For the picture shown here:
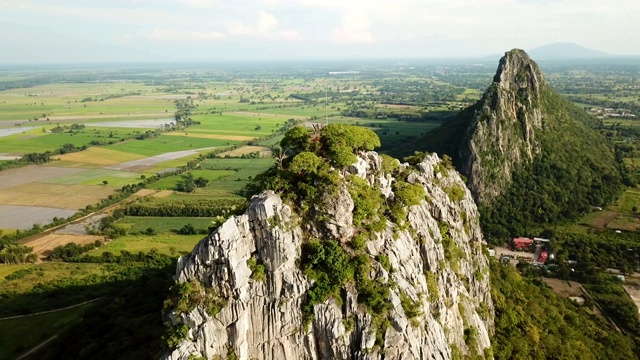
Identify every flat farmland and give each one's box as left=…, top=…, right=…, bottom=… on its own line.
left=116, top=216, right=214, bottom=234
left=162, top=132, right=253, bottom=141
left=0, top=126, right=138, bottom=155
left=52, top=147, right=146, bottom=167
left=218, top=146, right=271, bottom=157
left=190, top=113, right=290, bottom=137
left=106, top=136, right=234, bottom=156
left=22, top=234, right=104, bottom=259
left=41, top=168, right=142, bottom=187
left=89, top=234, right=203, bottom=256
left=0, top=166, right=83, bottom=190
left=0, top=183, right=114, bottom=210
left=105, top=147, right=216, bottom=172
left=148, top=169, right=236, bottom=190
left=0, top=82, right=169, bottom=122
left=0, top=205, right=76, bottom=230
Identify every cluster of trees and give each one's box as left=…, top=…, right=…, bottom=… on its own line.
left=246, top=124, right=381, bottom=213
left=0, top=244, right=37, bottom=264
left=490, top=261, right=639, bottom=359
left=174, top=97, right=199, bottom=127
left=124, top=198, right=246, bottom=217
left=552, top=231, right=640, bottom=273
left=47, top=241, right=102, bottom=261
left=175, top=173, right=209, bottom=193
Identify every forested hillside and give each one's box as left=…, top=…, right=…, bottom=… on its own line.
left=422, top=50, right=625, bottom=238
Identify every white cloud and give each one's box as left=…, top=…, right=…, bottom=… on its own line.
left=257, top=11, right=279, bottom=33
left=176, top=0, right=220, bottom=8
left=331, top=7, right=374, bottom=44
left=278, top=29, right=303, bottom=41
left=227, top=10, right=302, bottom=40
left=146, top=29, right=227, bottom=41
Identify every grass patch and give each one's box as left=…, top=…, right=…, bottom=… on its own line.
left=116, top=216, right=215, bottom=234
left=107, top=136, right=239, bottom=157
left=0, top=263, right=105, bottom=297
left=148, top=170, right=236, bottom=190
left=89, top=234, right=203, bottom=256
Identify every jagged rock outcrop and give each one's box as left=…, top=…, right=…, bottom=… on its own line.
left=163, top=152, right=494, bottom=360
left=461, top=49, right=544, bottom=203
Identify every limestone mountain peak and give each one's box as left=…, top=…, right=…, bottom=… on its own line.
left=492, top=49, right=544, bottom=95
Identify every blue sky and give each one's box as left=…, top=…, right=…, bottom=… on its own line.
left=0, top=0, right=638, bottom=64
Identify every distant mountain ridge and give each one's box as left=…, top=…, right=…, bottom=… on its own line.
left=528, top=42, right=609, bottom=60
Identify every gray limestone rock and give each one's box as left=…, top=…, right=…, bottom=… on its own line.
left=163, top=152, right=494, bottom=360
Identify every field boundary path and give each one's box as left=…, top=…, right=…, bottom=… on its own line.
left=0, top=297, right=100, bottom=321
left=15, top=335, right=58, bottom=360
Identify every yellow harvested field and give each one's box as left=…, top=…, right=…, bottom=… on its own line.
left=53, top=147, right=146, bottom=166
left=153, top=190, right=174, bottom=198
left=22, top=234, right=104, bottom=259
left=133, top=189, right=158, bottom=197
left=0, top=183, right=114, bottom=210
left=218, top=146, right=272, bottom=157
left=163, top=132, right=253, bottom=141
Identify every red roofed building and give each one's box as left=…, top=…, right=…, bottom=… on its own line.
left=538, top=251, right=549, bottom=263
left=512, top=237, right=534, bottom=251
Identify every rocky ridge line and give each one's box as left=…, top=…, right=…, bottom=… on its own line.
left=163, top=151, right=494, bottom=360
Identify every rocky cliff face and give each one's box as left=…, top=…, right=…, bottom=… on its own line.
left=461, top=49, right=545, bottom=203
left=163, top=152, right=494, bottom=360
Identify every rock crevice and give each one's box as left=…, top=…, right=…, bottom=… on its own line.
left=163, top=151, right=494, bottom=360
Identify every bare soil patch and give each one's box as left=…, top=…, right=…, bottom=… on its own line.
left=23, top=234, right=104, bottom=259
left=218, top=146, right=272, bottom=157
left=0, top=166, right=83, bottom=190
left=133, top=189, right=158, bottom=197
left=543, top=278, right=584, bottom=298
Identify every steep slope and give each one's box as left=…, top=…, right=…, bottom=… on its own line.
left=423, top=49, right=624, bottom=235
left=161, top=131, right=494, bottom=360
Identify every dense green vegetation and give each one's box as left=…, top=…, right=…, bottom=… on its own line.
left=490, top=261, right=638, bottom=360
left=481, top=92, right=625, bottom=239
left=124, top=197, right=246, bottom=217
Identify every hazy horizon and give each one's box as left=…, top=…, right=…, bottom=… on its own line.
left=1, top=0, right=639, bottom=65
